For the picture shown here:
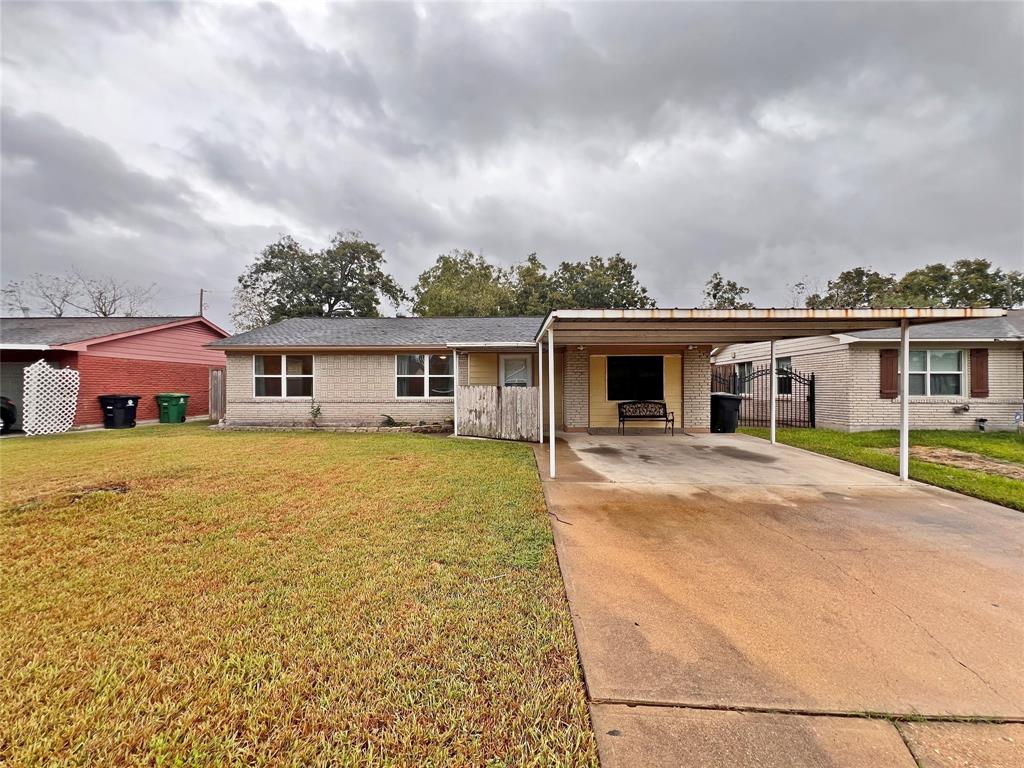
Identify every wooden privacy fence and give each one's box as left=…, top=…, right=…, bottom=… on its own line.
left=457, top=385, right=538, bottom=441
left=209, top=368, right=226, bottom=421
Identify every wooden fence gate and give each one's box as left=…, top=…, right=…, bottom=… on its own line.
left=457, top=385, right=538, bottom=441
left=209, top=368, right=226, bottom=422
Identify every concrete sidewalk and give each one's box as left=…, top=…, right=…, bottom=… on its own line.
left=536, top=433, right=1024, bottom=767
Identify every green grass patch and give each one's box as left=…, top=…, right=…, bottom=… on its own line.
left=0, top=424, right=597, bottom=766
left=741, top=427, right=1024, bottom=511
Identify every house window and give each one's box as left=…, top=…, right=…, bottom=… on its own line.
left=736, top=361, right=752, bottom=394
left=907, top=350, right=963, bottom=396
left=254, top=354, right=313, bottom=397
left=607, top=356, right=664, bottom=401
left=776, top=356, right=793, bottom=396
left=396, top=354, right=454, bottom=398
left=500, top=355, right=531, bottom=387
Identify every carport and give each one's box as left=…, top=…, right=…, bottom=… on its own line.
left=533, top=308, right=1006, bottom=480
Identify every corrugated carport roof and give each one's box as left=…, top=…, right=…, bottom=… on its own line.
left=536, top=308, right=1009, bottom=345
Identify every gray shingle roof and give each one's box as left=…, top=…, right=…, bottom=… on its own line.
left=210, top=316, right=546, bottom=348
left=0, top=316, right=192, bottom=346
left=847, top=311, right=1023, bottom=341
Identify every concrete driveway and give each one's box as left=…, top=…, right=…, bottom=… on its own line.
left=536, top=433, right=1024, bottom=768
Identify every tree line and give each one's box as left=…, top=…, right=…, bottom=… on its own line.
left=5, top=231, right=1021, bottom=328
left=229, top=232, right=656, bottom=331
left=228, top=232, right=1022, bottom=329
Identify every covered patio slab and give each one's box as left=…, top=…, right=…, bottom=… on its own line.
left=536, top=432, right=1024, bottom=766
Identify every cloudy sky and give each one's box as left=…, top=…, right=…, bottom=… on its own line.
left=2, top=1, right=1022, bottom=328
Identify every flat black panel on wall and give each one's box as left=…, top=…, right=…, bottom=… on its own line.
left=607, top=356, right=664, bottom=401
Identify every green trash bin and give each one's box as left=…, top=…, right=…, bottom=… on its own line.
left=155, top=393, right=190, bottom=423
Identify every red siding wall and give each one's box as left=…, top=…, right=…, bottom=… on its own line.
left=74, top=355, right=221, bottom=426
left=85, top=321, right=227, bottom=365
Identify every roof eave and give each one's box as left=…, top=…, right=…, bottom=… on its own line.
left=847, top=337, right=1021, bottom=344
left=61, top=316, right=228, bottom=350
left=447, top=341, right=538, bottom=348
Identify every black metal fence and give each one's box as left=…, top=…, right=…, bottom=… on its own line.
left=712, top=364, right=816, bottom=428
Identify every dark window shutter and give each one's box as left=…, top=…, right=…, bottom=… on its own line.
left=879, top=349, right=898, bottom=398
left=970, top=348, right=989, bottom=398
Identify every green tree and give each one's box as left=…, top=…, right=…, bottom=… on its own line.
left=549, top=254, right=655, bottom=309
left=933, top=259, right=1023, bottom=308
left=807, top=259, right=1024, bottom=309
left=506, top=253, right=556, bottom=315
left=410, top=250, right=512, bottom=316
left=233, top=232, right=405, bottom=328
left=701, top=271, right=755, bottom=309
left=804, top=267, right=898, bottom=308
left=891, top=262, right=955, bottom=307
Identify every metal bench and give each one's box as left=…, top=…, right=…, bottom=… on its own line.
left=617, top=400, right=674, bottom=435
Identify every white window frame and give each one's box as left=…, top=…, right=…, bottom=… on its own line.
left=904, top=349, right=965, bottom=397
left=775, top=356, right=793, bottom=398
left=736, top=361, right=753, bottom=396
left=395, top=353, right=455, bottom=399
left=252, top=354, right=315, bottom=399
left=499, top=354, right=533, bottom=388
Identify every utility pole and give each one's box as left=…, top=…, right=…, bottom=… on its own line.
left=198, top=288, right=205, bottom=317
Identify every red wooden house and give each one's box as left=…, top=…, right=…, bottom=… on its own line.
left=0, top=316, right=227, bottom=429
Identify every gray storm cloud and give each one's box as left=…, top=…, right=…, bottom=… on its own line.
left=2, top=1, right=1021, bottom=328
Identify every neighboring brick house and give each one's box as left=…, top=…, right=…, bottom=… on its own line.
left=713, top=311, right=1024, bottom=432
left=0, top=316, right=228, bottom=429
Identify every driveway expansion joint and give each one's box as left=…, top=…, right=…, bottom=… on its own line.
left=587, top=697, right=1024, bottom=725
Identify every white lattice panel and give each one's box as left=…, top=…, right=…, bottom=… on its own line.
left=22, top=360, right=80, bottom=436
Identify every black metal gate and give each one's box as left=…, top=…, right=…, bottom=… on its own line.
left=712, top=364, right=816, bottom=428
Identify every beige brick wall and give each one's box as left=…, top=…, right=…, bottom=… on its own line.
left=225, top=352, right=454, bottom=427
left=782, top=347, right=852, bottom=431
left=683, top=347, right=711, bottom=431
left=563, top=346, right=589, bottom=429
left=847, top=344, right=1023, bottom=432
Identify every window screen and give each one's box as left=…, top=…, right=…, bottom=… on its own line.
left=607, top=356, right=663, bottom=401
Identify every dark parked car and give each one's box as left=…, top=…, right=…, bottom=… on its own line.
left=1, top=396, right=16, bottom=434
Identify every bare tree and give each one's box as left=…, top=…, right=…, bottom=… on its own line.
left=2, top=281, right=31, bottom=316
left=4, top=271, right=157, bottom=317
left=69, top=272, right=156, bottom=317
left=29, top=272, right=78, bottom=316
left=3, top=272, right=78, bottom=316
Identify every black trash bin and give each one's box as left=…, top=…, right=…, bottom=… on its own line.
left=710, top=392, right=743, bottom=433
left=98, top=394, right=141, bottom=429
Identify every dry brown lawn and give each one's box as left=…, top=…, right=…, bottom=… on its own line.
left=0, top=424, right=596, bottom=767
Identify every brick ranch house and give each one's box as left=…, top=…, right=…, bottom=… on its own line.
left=209, top=309, right=1007, bottom=447
left=0, top=316, right=228, bottom=429
left=714, top=310, right=1024, bottom=432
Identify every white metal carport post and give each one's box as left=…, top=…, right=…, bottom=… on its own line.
left=453, top=350, right=459, bottom=437
left=899, top=319, right=910, bottom=481
left=548, top=328, right=556, bottom=479
left=769, top=339, right=777, bottom=444
left=537, top=341, right=544, bottom=443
